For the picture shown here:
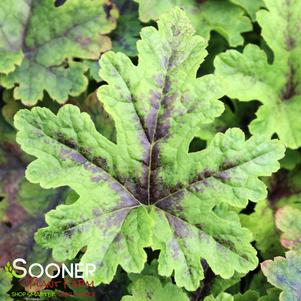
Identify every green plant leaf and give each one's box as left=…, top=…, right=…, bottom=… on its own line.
left=121, top=275, right=189, bottom=301
left=240, top=199, right=284, bottom=259
left=134, top=0, right=252, bottom=46
left=83, top=0, right=142, bottom=83
left=84, top=59, right=103, bottom=82
left=0, top=0, right=26, bottom=75
left=229, top=0, right=264, bottom=21
left=215, top=0, right=301, bottom=149
left=204, top=293, right=234, bottom=301
left=0, top=0, right=118, bottom=105
left=258, top=288, right=280, bottom=301
left=280, top=149, right=301, bottom=170
left=14, top=8, right=284, bottom=291
left=1, top=90, right=25, bottom=126
left=261, top=251, right=301, bottom=301
left=204, top=290, right=259, bottom=301
left=210, top=272, right=243, bottom=297
left=128, top=260, right=164, bottom=282
left=69, top=92, right=116, bottom=142
left=276, top=206, right=301, bottom=251
left=248, top=270, right=275, bottom=297
left=0, top=272, right=12, bottom=301
left=234, top=291, right=259, bottom=301
left=112, top=0, right=142, bottom=57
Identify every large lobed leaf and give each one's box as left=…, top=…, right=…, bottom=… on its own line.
left=261, top=251, right=301, bottom=301
left=15, top=8, right=284, bottom=291
left=134, top=0, right=252, bottom=47
left=215, top=0, right=301, bottom=149
left=229, top=0, right=264, bottom=21
left=0, top=0, right=118, bottom=105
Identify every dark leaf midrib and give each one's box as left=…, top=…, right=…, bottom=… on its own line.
left=146, top=39, right=177, bottom=204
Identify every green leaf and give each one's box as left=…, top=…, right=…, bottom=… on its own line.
left=204, top=292, right=233, bottom=301
left=229, top=0, right=264, bottom=21
left=240, top=200, right=284, bottom=259
left=0, top=0, right=118, bottom=105
left=248, top=271, right=275, bottom=297
left=1, top=90, right=25, bottom=126
left=15, top=8, right=284, bottom=291
left=0, top=0, right=26, bottom=74
left=128, top=260, right=163, bottom=282
left=258, top=288, right=280, bottom=301
left=0, top=272, right=12, bottom=301
left=69, top=92, right=116, bottom=142
left=276, top=206, right=301, bottom=251
left=204, top=290, right=259, bottom=301
left=210, top=273, right=243, bottom=297
left=134, top=0, right=252, bottom=46
left=84, top=59, right=103, bottom=82
left=280, top=149, right=301, bottom=170
left=261, top=251, right=301, bottom=301
left=84, top=0, right=144, bottom=83
left=215, top=0, right=301, bottom=149
left=121, top=275, right=189, bottom=301
left=234, top=290, right=259, bottom=301
left=112, top=0, right=142, bottom=57
left=197, top=100, right=260, bottom=144
left=198, top=32, right=229, bottom=77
